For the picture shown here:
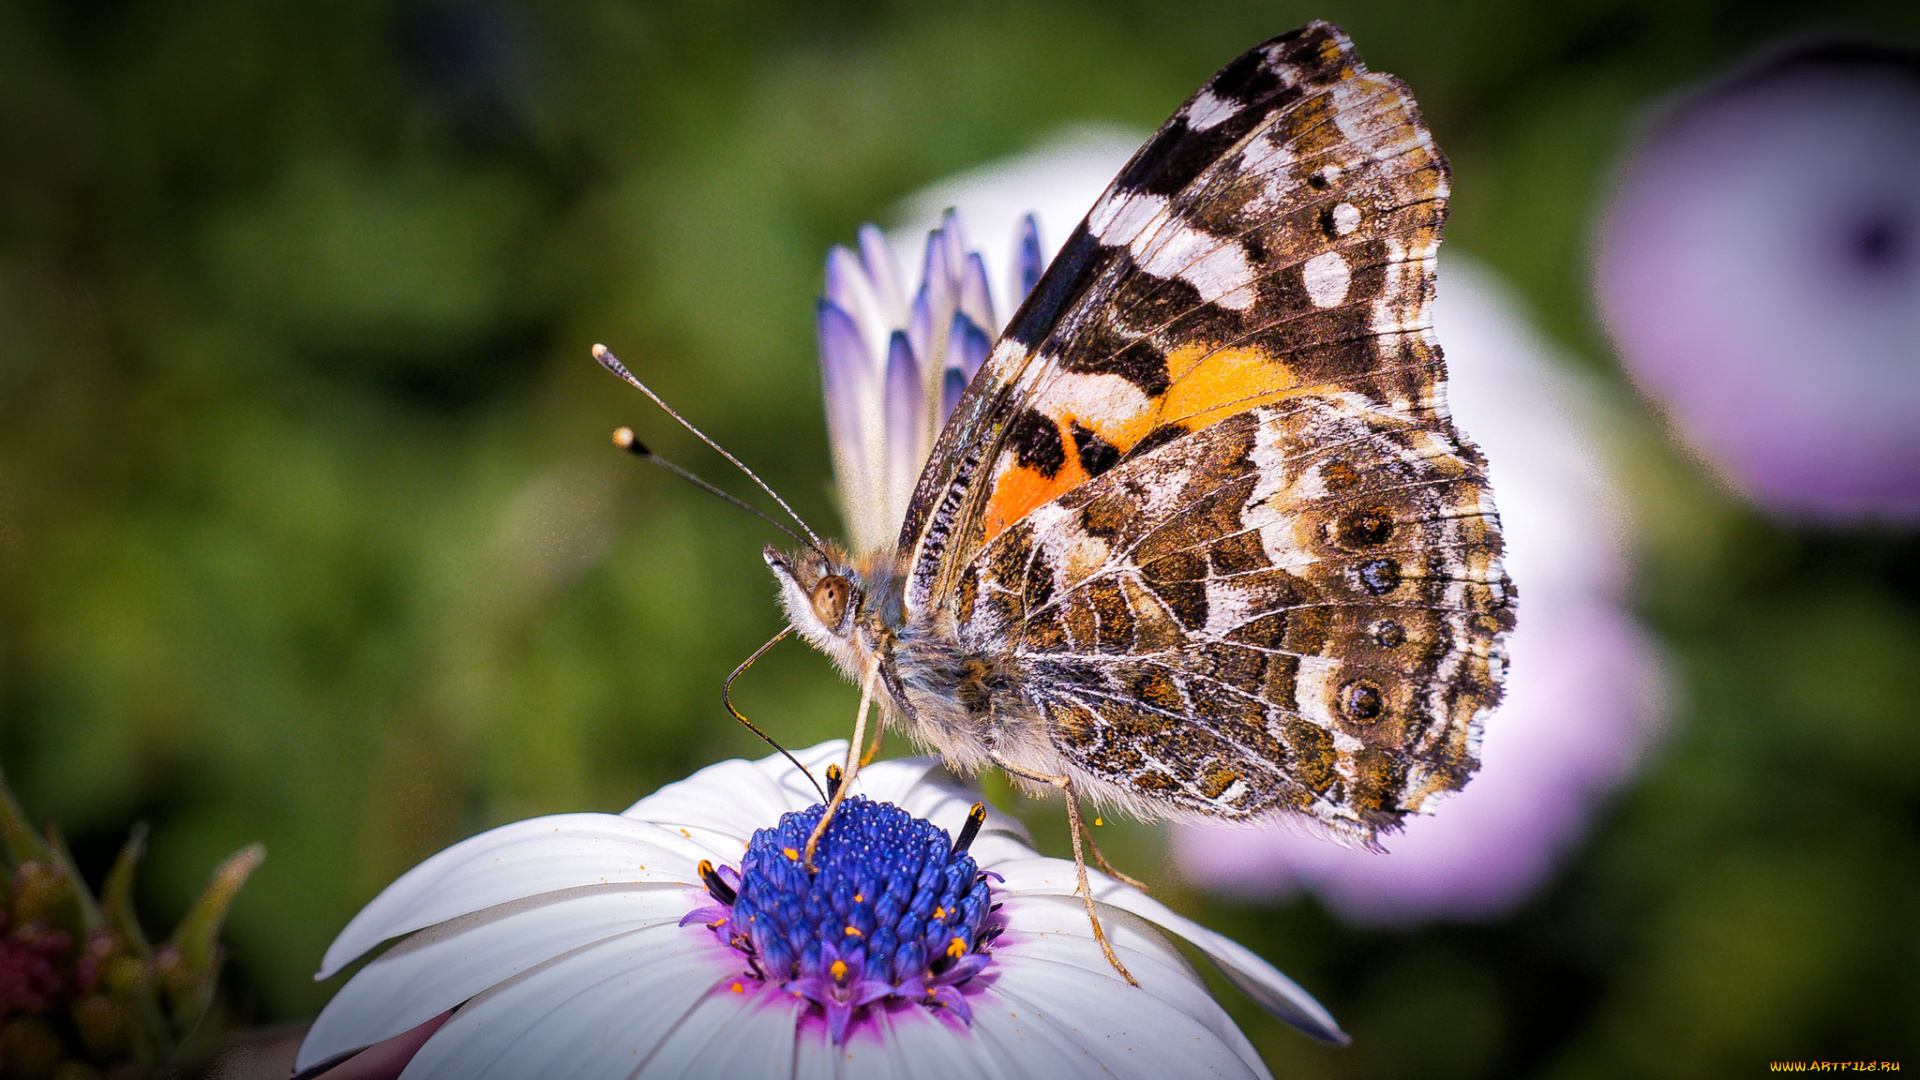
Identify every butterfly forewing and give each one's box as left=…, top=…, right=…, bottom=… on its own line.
left=900, top=24, right=1451, bottom=597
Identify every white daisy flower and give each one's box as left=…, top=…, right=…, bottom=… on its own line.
left=295, top=741, right=1345, bottom=1079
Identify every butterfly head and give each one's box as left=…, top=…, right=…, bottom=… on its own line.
left=765, top=542, right=868, bottom=669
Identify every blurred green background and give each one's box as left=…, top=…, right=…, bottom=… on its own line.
left=2, top=0, right=1917, bottom=1075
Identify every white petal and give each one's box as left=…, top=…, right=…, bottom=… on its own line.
left=788, top=1005, right=1002, bottom=1080
left=639, top=985, right=808, bottom=1079
left=825, top=246, right=895, bottom=375
left=987, top=894, right=1269, bottom=1078
left=890, top=767, right=1034, bottom=853
left=835, top=751, right=937, bottom=805
left=1096, top=890, right=1344, bottom=1044
left=937, top=211, right=969, bottom=283
left=617, top=745, right=981, bottom=858
left=1016, top=214, right=1044, bottom=305
left=992, top=856, right=1344, bottom=1043
left=817, top=300, right=876, bottom=517
left=397, top=922, right=747, bottom=1079
left=836, top=1006, right=1008, bottom=1080
left=300, top=884, right=695, bottom=1071
left=623, top=759, right=811, bottom=851
left=958, top=252, right=997, bottom=334
left=992, top=895, right=1214, bottom=1009
left=825, top=247, right=880, bottom=332
left=747, top=740, right=853, bottom=794
left=857, top=224, right=909, bottom=329
left=973, top=975, right=1266, bottom=1080
left=885, top=331, right=928, bottom=523
left=320, top=815, right=716, bottom=978
left=788, top=999, right=1041, bottom=1080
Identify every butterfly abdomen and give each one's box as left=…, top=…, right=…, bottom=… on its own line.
left=885, top=628, right=1045, bottom=780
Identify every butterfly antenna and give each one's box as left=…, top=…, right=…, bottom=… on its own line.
left=724, top=626, right=827, bottom=802
left=612, top=428, right=810, bottom=548
left=595, top=345, right=826, bottom=551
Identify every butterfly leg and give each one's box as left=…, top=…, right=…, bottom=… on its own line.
left=987, top=751, right=1139, bottom=987
left=1079, top=822, right=1149, bottom=891
left=804, top=662, right=881, bottom=871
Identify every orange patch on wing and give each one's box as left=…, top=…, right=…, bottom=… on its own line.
left=1320, top=35, right=1353, bottom=72
left=1066, top=344, right=1308, bottom=451
left=984, top=451, right=1089, bottom=540
left=981, top=344, right=1312, bottom=543
left=1157, top=344, right=1306, bottom=429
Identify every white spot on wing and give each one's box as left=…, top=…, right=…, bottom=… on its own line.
left=1184, top=88, right=1240, bottom=132
left=1243, top=136, right=1294, bottom=179
left=1029, top=371, right=1155, bottom=428
left=1203, top=577, right=1262, bottom=639
left=1302, top=251, right=1351, bottom=308
left=1088, top=191, right=1168, bottom=245
left=1295, top=656, right=1342, bottom=728
left=1090, top=187, right=1260, bottom=311
left=1331, top=202, right=1361, bottom=235
left=1134, top=221, right=1258, bottom=310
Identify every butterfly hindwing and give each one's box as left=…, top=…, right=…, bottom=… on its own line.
left=953, top=397, right=1510, bottom=837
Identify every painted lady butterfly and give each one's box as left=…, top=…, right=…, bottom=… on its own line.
left=629, top=21, right=1515, bottom=979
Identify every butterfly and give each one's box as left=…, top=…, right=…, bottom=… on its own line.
left=613, top=21, right=1514, bottom=981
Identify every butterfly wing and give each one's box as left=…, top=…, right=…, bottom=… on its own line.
left=899, top=21, right=1453, bottom=605
left=953, top=400, right=1510, bottom=839
left=895, top=22, right=1512, bottom=839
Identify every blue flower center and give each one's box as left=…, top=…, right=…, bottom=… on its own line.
left=685, top=796, right=999, bottom=1043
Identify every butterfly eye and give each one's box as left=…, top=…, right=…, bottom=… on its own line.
left=811, top=575, right=851, bottom=627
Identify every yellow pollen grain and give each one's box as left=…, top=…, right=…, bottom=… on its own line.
left=844, top=925, right=862, bottom=937
left=946, top=936, right=966, bottom=960
left=729, top=981, right=745, bottom=994
left=853, top=893, right=863, bottom=903
left=1094, top=817, right=1103, bottom=827
left=932, top=906, right=946, bottom=920
left=783, top=847, right=799, bottom=861
left=679, top=829, right=691, bottom=839
left=830, top=959, right=848, bottom=981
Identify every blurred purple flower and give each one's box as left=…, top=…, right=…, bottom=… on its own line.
left=1596, top=41, right=1920, bottom=521
left=890, top=135, right=1667, bottom=924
